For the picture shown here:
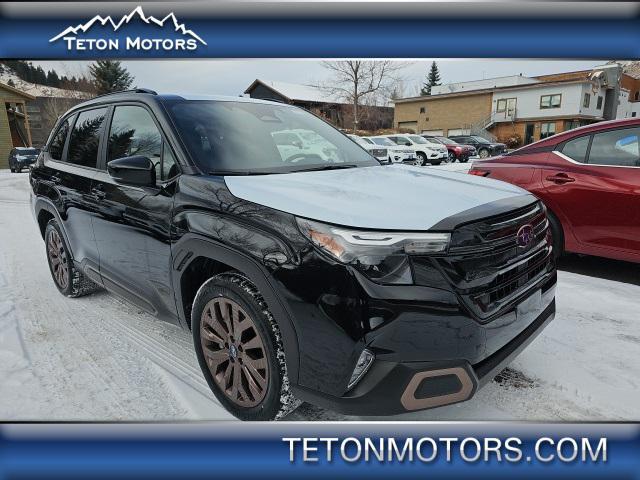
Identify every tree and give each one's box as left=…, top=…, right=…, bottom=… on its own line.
left=421, top=61, right=442, bottom=96
left=89, top=60, right=134, bottom=95
left=316, top=61, right=407, bottom=132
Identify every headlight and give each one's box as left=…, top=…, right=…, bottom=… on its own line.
left=296, top=218, right=450, bottom=285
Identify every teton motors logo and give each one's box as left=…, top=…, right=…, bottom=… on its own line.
left=49, top=6, right=206, bottom=51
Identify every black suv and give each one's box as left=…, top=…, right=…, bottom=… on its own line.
left=9, top=147, right=40, bottom=172
left=30, top=90, right=556, bottom=420
left=448, top=135, right=506, bottom=158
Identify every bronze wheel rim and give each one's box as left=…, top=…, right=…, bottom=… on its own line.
left=48, top=229, right=69, bottom=290
left=200, top=297, right=269, bottom=408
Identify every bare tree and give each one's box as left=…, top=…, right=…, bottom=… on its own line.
left=315, top=61, right=408, bottom=132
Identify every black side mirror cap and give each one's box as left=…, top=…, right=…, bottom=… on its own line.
left=107, top=156, right=156, bottom=187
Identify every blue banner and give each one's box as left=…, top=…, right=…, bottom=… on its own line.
left=0, top=423, right=636, bottom=478
left=1, top=3, right=640, bottom=59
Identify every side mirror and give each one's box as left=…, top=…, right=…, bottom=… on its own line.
left=107, top=156, right=156, bottom=187
left=292, top=140, right=303, bottom=149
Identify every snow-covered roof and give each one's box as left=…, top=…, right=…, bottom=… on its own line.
left=245, top=79, right=343, bottom=104
left=0, top=69, right=91, bottom=100
left=617, top=60, right=640, bottom=80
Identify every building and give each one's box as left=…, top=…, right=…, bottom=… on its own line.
left=0, top=82, right=35, bottom=169
left=394, top=64, right=640, bottom=146
left=244, top=79, right=393, bottom=131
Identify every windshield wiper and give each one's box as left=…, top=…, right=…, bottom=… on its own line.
left=208, top=170, right=277, bottom=176
left=292, top=164, right=358, bottom=173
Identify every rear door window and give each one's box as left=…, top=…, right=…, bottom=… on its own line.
left=587, top=128, right=640, bottom=167
left=48, top=117, right=72, bottom=161
left=560, top=135, right=590, bottom=163
left=67, top=108, right=107, bottom=168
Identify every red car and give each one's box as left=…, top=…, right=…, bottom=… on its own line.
left=469, top=118, right=640, bottom=263
left=423, top=135, right=476, bottom=162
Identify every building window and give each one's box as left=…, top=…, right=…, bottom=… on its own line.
left=596, top=96, right=603, bottom=110
left=540, top=122, right=556, bottom=139
left=540, top=94, right=562, bottom=109
left=26, top=105, right=41, bottom=113
left=633, top=112, right=637, bottom=117
left=496, top=98, right=517, bottom=113
left=565, top=120, right=580, bottom=131
left=635, top=91, right=639, bottom=101
left=419, top=107, right=426, bottom=114
left=583, top=93, right=591, bottom=108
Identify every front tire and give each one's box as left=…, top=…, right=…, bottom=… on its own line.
left=44, top=220, right=100, bottom=297
left=547, top=211, right=564, bottom=261
left=478, top=148, right=490, bottom=159
left=415, top=153, right=426, bottom=166
left=192, top=272, right=300, bottom=421
left=448, top=152, right=456, bottom=163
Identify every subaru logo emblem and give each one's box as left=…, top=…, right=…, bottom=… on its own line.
left=516, top=224, right=534, bottom=248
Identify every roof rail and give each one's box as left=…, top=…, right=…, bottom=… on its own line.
left=93, top=88, right=158, bottom=100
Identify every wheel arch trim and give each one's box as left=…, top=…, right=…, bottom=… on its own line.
left=172, top=234, right=300, bottom=383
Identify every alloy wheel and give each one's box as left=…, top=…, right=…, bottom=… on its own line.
left=200, top=297, right=269, bottom=408
left=48, top=229, right=69, bottom=290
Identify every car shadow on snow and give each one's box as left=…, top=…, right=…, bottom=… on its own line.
left=557, top=253, right=640, bottom=287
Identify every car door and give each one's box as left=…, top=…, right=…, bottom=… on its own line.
left=41, top=110, right=105, bottom=277
left=90, top=103, right=180, bottom=322
left=543, top=127, right=640, bottom=257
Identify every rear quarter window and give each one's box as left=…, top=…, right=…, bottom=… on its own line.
left=48, top=117, right=72, bottom=161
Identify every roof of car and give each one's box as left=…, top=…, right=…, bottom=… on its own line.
left=69, top=89, right=289, bottom=111
left=516, top=117, right=640, bottom=152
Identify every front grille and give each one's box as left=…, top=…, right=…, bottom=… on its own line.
left=372, top=148, right=387, bottom=157
left=433, top=201, right=554, bottom=321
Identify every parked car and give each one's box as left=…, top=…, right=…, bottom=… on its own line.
left=368, top=136, right=418, bottom=164
left=347, top=134, right=388, bottom=163
left=449, top=135, right=506, bottom=159
left=272, top=129, right=340, bottom=163
left=31, top=90, right=556, bottom=421
left=469, top=118, right=640, bottom=263
left=384, top=134, right=448, bottom=165
left=8, top=147, right=40, bottom=172
left=424, top=136, right=475, bottom=163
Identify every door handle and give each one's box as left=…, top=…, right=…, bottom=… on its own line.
left=546, top=173, right=575, bottom=184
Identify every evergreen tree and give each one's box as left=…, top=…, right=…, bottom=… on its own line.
left=420, top=61, right=442, bottom=96
left=89, top=60, right=134, bottom=95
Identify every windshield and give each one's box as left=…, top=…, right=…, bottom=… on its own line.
left=471, top=136, right=491, bottom=144
left=434, top=136, right=459, bottom=145
left=407, top=135, right=429, bottom=145
left=348, top=135, right=370, bottom=147
left=18, top=148, right=39, bottom=155
left=371, top=137, right=397, bottom=147
left=165, top=100, right=378, bottom=173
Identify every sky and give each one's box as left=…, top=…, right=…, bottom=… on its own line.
left=31, top=59, right=606, bottom=97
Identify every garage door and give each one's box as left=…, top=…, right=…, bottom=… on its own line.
left=422, top=129, right=443, bottom=136
left=447, top=128, right=470, bottom=136
left=398, top=121, right=418, bottom=133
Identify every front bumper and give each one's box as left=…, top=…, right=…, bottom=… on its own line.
left=293, top=294, right=555, bottom=416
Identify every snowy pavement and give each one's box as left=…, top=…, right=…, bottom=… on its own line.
left=0, top=168, right=639, bottom=421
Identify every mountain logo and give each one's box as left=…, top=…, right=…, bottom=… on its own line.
left=49, top=6, right=206, bottom=51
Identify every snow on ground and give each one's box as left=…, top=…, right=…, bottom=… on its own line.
left=0, top=168, right=638, bottom=421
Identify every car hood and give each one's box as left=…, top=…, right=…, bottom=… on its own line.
left=224, top=165, right=528, bottom=230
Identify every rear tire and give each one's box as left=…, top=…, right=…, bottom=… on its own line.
left=192, top=272, right=301, bottom=421
left=547, top=210, right=564, bottom=261
left=448, top=152, right=456, bottom=163
left=44, top=220, right=100, bottom=298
